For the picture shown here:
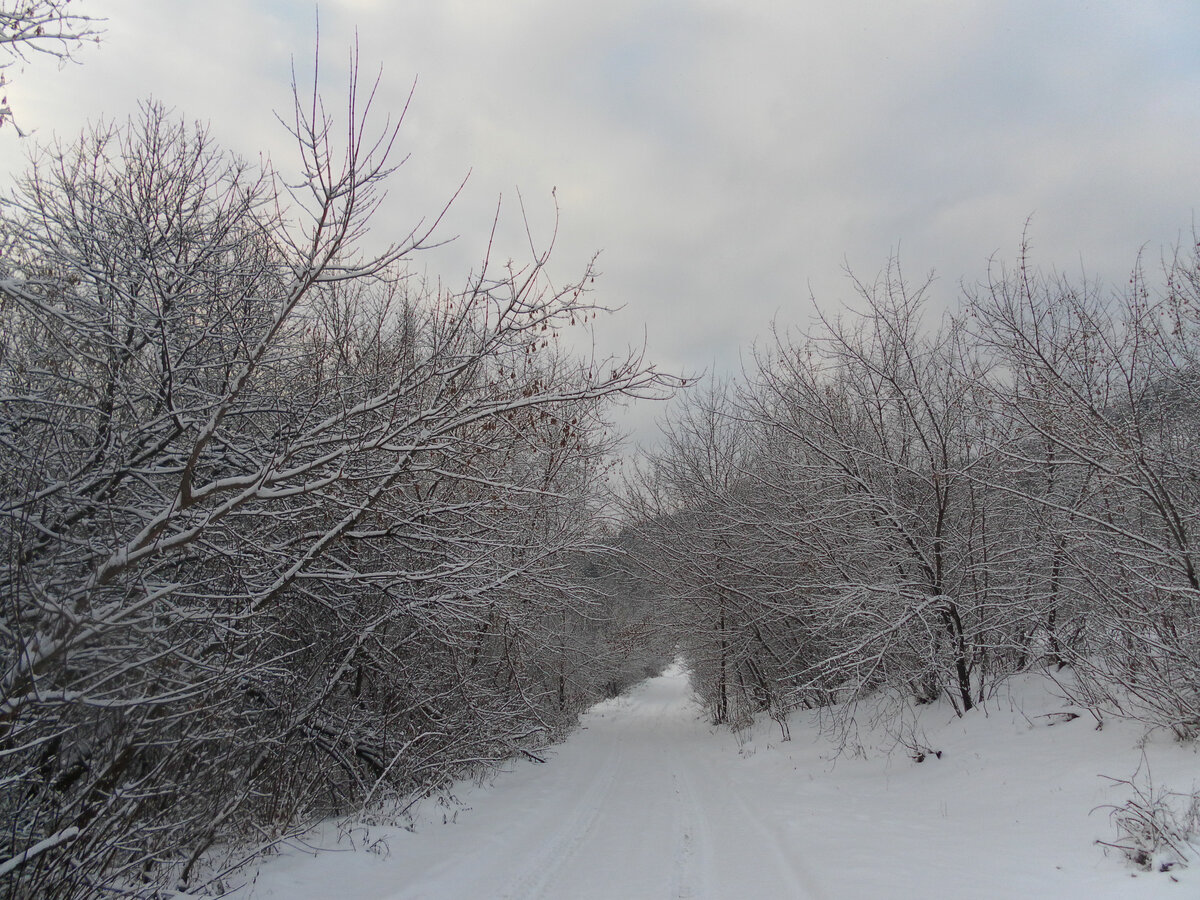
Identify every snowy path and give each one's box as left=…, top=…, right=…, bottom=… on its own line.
left=247, top=666, right=822, bottom=900
left=414, top=667, right=824, bottom=900
left=246, top=666, right=1195, bottom=900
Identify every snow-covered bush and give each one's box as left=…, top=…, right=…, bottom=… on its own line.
left=1097, top=762, right=1200, bottom=873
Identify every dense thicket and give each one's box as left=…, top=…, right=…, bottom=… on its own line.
left=0, top=74, right=671, bottom=896
left=626, top=249, right=1200, bottom=743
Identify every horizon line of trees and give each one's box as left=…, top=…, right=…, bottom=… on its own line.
left=623, top=245, right=1200, bottom=747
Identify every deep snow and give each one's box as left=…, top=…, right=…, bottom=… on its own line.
left=239, top=665, right=1198, bottom=899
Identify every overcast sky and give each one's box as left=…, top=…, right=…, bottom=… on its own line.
left=3, top=1, right=1200, bottom=446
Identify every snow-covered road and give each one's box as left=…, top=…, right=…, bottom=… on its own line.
left=392, top=665, right=823, bottom=900
left=246, top=665, right=1195, bottom=900
left=248, top=665, right=823, bottom=899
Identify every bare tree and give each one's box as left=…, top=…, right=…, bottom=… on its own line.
left=0, top=48, right=673, bottom=896
left=968, top=245, right=1200, bottom=736
left=743, top=262, right=1002, bottom=714
left=0, top=0, right=103, bottom=133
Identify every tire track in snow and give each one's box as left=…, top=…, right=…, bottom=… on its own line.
left=494, top=733, right=626, bottom=900
left=694, top=748, right=827, bottom=900
left=324, top=668, right=826, bottom=900
left=668, top=768, right=702, bottom=899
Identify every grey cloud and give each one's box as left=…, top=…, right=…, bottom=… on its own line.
left=2, top=0, right=1199, bottom=448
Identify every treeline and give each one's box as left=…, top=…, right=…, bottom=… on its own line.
left=0, top=79, right=672, bottom=897
left=624, top=250, right=1200, bottom=741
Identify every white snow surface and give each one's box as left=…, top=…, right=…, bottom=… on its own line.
left=241, top=664, right=1198, bottom=899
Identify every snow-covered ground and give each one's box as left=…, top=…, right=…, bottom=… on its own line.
left=240, top=664, right=1198, bottom=899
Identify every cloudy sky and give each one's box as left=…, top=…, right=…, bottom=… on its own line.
left=3, top=1, right=1200, bottom=445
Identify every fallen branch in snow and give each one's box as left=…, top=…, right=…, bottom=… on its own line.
left=1036, top=711, right=1081, bottom=726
